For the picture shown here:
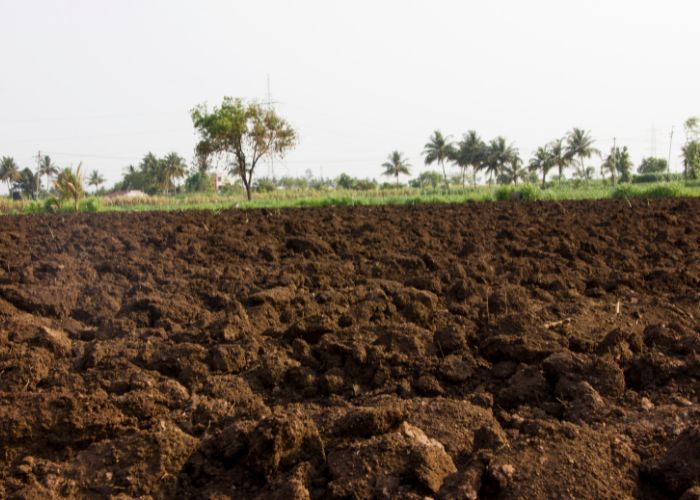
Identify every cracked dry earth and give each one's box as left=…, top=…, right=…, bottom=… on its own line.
left=0, top=198, right=699, bottom=499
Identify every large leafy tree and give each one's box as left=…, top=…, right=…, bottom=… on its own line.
left=566, top=128, right=600, bottom=178
left=0, top=156, right=21, bottom=197
left=637, top=157, right=668, bottom=174
left=37, top=155, right=59, bottom=193
left=381, top=151, right=411, bottom=186
left=422, top=130, right=456, bottom=189
left=191, top=97, right=296, bottom=200
left=529, top=146, right=555, bottom=188
left=453, top=131, right=486, bottom=187
left=88, top=170, right=106, bottom=193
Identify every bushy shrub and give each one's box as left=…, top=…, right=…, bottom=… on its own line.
left=80, top=197, right=102, bottom=212
left=612, top=185, right=640, bottom=199
left=643, top=183, right=684, bottom=198
left=495, top=184, right=542, bottom=201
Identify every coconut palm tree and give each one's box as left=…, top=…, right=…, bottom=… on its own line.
left=159, top=152, right=187, bottom=194
left=453, top=131, right=486, bottom=187
left=37, top=155, right=59, bottom=194
left=381, top=151, right=411, bottom=187
left=501, top=155, right=526, bottom=185
left=422, top=130, right=456, bottom=189
left=566, top=128, right=600, bottom=179
left=529, top=146, right=555, bottom=188
left=549, top=138, right=570, bottom=183
left=54, top=163, right=84, bottom=211
left=0, top=156, right=21, bottom=197
left=88, top=170, right=106, bottom=193
left=484, top=137, right=518, bottom=184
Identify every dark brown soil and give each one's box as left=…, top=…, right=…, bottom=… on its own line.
left=1, top=199, right=699, bottom=499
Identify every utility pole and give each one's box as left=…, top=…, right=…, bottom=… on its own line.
left=668, top=126, right=674, bottom=176
left=266, top=74, right=274, bottom=180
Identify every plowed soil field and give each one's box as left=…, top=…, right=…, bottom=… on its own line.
left=1, top=199, right=699, bottom=499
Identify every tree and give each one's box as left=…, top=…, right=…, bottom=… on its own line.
left=500, top=155, right=526, bottom=185
left=453, top=131, right=486, bottom=187
left=191, top=97, right=297, bottom=200
left=160, top=152, right=187, bottom=194
left=549, top=138, right=570, bottom=182
left=566, top=128, right=600, bottom=181
left=88, top=170, right=106, bottom=193
left=37, top=155, right=59, bottom=194
left=54, top=164, right=84, bottom=211
left=682, top=141, right=700, bottom=180
left=422, top=130, right=456, bottom=189
left=683, top=117, right=700, bottom=180
left=484, top=137, right=518, bottom=184
left=0, top=156, right=21, bottom=197
left=381, top=151, right=411, bottom=186
left=602, top=145, right=632, bottom=184
left=409, top=170, right=442, bottom=189
left=15, top=168, right=40, bottom=199
left=529, top=146, right=555, bottom=188
left=637, top=157, right=668, bottom=174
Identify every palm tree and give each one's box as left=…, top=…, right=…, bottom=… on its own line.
left=453, top=131, right=486, bottom=187
left=423, top=130, right=456, bottom=189
left=549, top=138, right=570, bottom=183
left=484, top=137, right=518, bottom=184
left=0, top=156, right=21, bottom=197
left=602, top=145, right=632, bottom=184
left=381, top=151, right=411, bottom=187
left=37, top=155, right=59, bottom=194
left=501, top=155, right=526, bottom=185
left=88, top=170, right=106, bottom=193
left=54, top=163, right=84, bottom=211
left=566, top=128, right=600, bottom=180
left=529, top=146, right=555, bottom=188
left=159, top=153, right=187, bottom=194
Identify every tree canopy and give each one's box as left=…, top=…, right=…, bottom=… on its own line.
left=191, top=97, right=296, bottom=200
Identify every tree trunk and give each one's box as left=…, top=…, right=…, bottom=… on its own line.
left=462, top=167, right=466, bottom=188
left=396, top=174, right=399, bottom=187
left=542, top=170, right=546, bottom=189
left=441, top=161, right=449, bottom=190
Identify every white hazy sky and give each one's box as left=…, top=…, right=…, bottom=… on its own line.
left=1, top=0, right=699, bottom=188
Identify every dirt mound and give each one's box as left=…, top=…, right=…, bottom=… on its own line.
left=1, top=199, right=699, bottom=498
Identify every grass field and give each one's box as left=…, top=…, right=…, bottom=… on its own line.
left=3, top=180, right=700, bottom=215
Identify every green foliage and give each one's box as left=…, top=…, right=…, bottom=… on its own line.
left=409, top=170, right=442, bottom=189
left=80, top=197, right=102, bottom=212
left=611, top=184, right=638, bottom=199
left=117, top=152, right=186, bottom=194
left=494, top=184, right=542, bottom=201
left=191, top=97, right=297, bottom=200
left=632, top=173, right=682, bottom=183
left=184, top=170, right=213, bottom=192
left=644, top=183, right=684, bottom=198
left=381, top=151, right=411, bottom=186
left=682, top=140, right=700, bottom=180
left=15, top=168, right=40, bottom=199
left=637, top=157, right=668, bottom=174
left=0, top=156, right=21, bottom=196
left=254, top=177, right=276, bottom=193
left=423, top=130, right=456, bottom=187
left=54, top=164, right=84, bottom=211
